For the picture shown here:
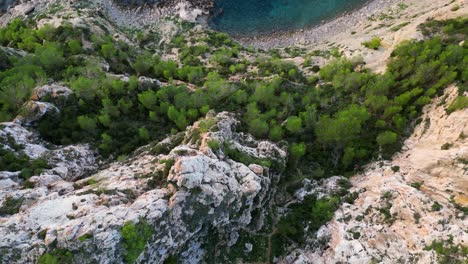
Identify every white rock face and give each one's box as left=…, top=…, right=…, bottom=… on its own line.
left=0, top=122, right=48, bottom=159
left=42, top=145, right=97, bottom=182
left=0, top=112, right=287, bottom=263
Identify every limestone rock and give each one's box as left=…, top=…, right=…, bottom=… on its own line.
left=30, top=84, right=73, bottom=101
left=293, top=86, right=468, bottom=264
left=0, top=112, right=287, bottom=263
left=15, top=101, right=58, bottom=126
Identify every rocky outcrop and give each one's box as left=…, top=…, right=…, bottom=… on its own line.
left=14, top=101, right=59, bottom=126
left=0, top=121, right=98, bottom=185
left=14, top=84, right=73, bottom=126
left=0, top=112, right=287, bottom=263
left=30, top=84, right=73, bottom=101
left=293, top=85, right=468, bottom=263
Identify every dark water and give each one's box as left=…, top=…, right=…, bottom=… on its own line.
left=0, top=0, right=16, bottom=11
left=209, top=0, right=369, bottom=36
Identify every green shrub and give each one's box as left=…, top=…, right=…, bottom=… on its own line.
left=451, top=5, right=460, bottom=11
left=207, top=139, right=221, bottom=152
left=120, top=219, right=154, bottom=264
left=431, top=202, right=443, bottom=211
left=0, top=197, right=24, bottom=215
left=277, top=195, right=339, bottom=243
left=391, top=22, right=410, bottom=32
left=376, top=131, right=398, bottom=146
left=38, top=249, right=73, bottom=264
left=441, top=142, right=453, bottom=150
left=78, top=233, right=93, bottom=242
left=289, top=142, right=306, bottom=160
left=410, top=182, right=423, bottom=190
left=424, top=236, right=468, bottom=264
left=223, top=142, right=273, bottom=169
left=362, top=37, right=382, bottom=50
left=447, top=96, right=468, bottom=113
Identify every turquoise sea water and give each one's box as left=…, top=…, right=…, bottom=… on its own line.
left=209, top=0, right=369, bottom=36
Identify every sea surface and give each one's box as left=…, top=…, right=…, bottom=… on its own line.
left=209, top=0, right=369, bottom=36
left=0, top=0, right=16, bottom=11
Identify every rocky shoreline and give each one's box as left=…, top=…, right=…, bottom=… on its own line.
left=233, top=0, right=401, bottom=49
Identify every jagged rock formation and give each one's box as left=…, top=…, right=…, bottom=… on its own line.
left=0, top=104, right=287, bottom=263
left=289, top=86, right=468, bottom=263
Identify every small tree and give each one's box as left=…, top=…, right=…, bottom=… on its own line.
left=77, top=116, right=97, bottom=133
left=101, top=43, right=116, bottom=59
left=290, top=142, right=306, bottom=160
left=362, top=37, right=382, bottom=50
left=285, top=116, right=302, bottom=134
left=376, top=131, right=398, bottom=146
left=248, top=118, right=269, bottom=138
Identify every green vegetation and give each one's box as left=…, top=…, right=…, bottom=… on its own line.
left=0, top=16, right=467, bottom=262
left=441, top=142, right=453, bottom=150
left=424, top=235, right=468, bottom=264
left=362, top=37, right=382, bottom=49
left=0, top=17, right=465, bottom=179
left=223, top=142, right=274, bottom=169
left=280, top=195, right=339, bottom=238
left=447, top=96, right=468, bottom=114
left=38, top=249, right=73, bottom=264
left=120, top=219, right=154, bottom=264
left=410, top=181, right=423, bottom=190
left=419, top=17, right=468, bottom=44
left=0, top=134, right=50, bottom=181
left=272, top=195, right=339, bottom=258
left=0, top=196, right=24, bottom=215
left=78, top=233, right=93, bottom=242
left=206, top=139, right=221, bottom=152
left=450, top=5, right=460, bottom=12
left=378, top=191, right=396, bottom=224
left=163, top=255, right=178, bottom=264
left=431, top=201, right=443, bottom=211
left=391, top=22, right=410, bottom=32
left=226, top=232, right=268, bottom=262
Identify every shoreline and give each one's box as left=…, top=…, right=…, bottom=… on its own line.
left=207, top=0, right=374, bottom=41
left=226, top=0, right=402, bottom=49
left=100, top=0, right=402, bottom=50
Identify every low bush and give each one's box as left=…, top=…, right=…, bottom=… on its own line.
left=120, top=219, right=154, bottom=264
left=362, top=37, right=381, bottom=50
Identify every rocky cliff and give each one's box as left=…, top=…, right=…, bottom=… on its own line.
left=284, top=86, right=468, bottom=264
left=0, top=86, right=289, bottom=263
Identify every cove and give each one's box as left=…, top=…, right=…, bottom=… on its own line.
left=209, top=0, right=369, bottom=36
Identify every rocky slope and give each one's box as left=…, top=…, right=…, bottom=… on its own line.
left=288, top=86, right=468, bottom=263
left=0, top=0, right=467, bottom=263
left=0, top=85, right=291, bottom=263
